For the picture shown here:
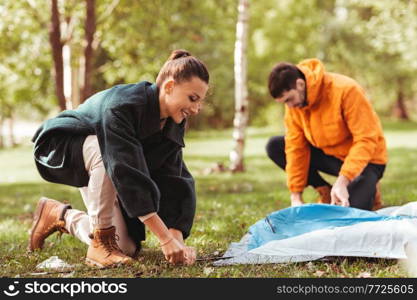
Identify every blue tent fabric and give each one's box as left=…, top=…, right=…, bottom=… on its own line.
left=248, top=204, right=414, bottom=250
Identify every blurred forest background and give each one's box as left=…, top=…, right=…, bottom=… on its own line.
left=1, top=0, right=417, bottom=148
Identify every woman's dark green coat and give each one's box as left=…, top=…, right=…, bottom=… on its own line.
left=32, top=81, right=196, bottom=244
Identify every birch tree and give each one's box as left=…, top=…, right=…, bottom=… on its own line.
left=81, top=0, right=96, bottom=102
left=230, top=0, right=249, bottom=172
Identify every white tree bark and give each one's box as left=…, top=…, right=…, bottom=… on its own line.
left=230, top=0, right=249, bottom=172
left=62, top=43, right=73, bottom=110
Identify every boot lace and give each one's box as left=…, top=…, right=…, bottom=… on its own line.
left=95, top=236, right=115, bottom=256
left=110, top=234, right=124, bottom=253
left=94, top=233, right=124, bottom=256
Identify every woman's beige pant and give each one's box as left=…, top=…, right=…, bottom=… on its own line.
left=63, top=135, right=137, bottom=256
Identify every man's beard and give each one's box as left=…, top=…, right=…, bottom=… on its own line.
left=301, top=90, right=308, bottom=107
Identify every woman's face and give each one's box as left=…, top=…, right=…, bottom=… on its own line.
left=162, top=77, right=209, bottom=124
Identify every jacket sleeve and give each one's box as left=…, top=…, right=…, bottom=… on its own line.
left=97, top=106, right=161, bottom=218
left=152, top=149, right=196, bottom=240
left=284, top=109, right=311, bottom=192
left=339, top=85, right=380, bottom=180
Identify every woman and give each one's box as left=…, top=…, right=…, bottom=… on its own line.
left=29, top=50, right=209, bottom=268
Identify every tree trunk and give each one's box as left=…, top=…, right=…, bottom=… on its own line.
left=230, top=0, right=249, bottom=173
left=392, top=86, right=409, bottom=120
left=81, top=0, right=96, bottom=102
left=71, top=62, right=81, bottom=108
left=62, top=43, right=73, bottom=110
left=49, top=0, right=66, bottom=111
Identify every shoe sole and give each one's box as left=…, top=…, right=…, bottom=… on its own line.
left=85, top=258, right=106, bottom=269
left=85, top=257, right=133, bottom=269
left=28, top=197, right=49, bottom=251
left=85, top=258, right=129, bottom=269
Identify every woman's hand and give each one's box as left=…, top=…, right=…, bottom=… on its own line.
left=141, top=215, right=196, bottom=265
left=183, top=246, right=196, bottom=265
left=142, top=215, right=191, bottom=265
left=168, top=228, right=196, bottom=265
left=160, top=237, right=187, bottom=265
left=160, top=238, right=196, bottom=265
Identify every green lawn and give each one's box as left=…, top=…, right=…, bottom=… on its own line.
left=1, top=124, right=417, bottom=278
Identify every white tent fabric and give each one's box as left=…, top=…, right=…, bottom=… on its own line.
left=214, top=202, right=417, bottom=266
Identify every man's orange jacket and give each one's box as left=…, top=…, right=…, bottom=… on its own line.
left=284, top=59, right=387, bottom=192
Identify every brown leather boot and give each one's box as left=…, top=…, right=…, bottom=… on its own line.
left=315, top=185, right=332, bottom=204
left=28, top=197, right=72, bottom=251
left=372, top=182, right=383, bottom=211
left=85, top=226, right=133, bottom=268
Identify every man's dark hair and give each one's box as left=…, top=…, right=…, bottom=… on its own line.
left=268, top=62, right=305, bottom=98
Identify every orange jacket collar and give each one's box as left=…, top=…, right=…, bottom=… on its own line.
left=297, top=58, right=325, bottom=109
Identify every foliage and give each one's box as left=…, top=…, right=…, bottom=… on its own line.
left=98, top=0, right=237, bottom=129
left=247, top=0, right=328, bottom=126
left=323, top=0, right=417, bottom=114
left=0, top=1, right=54, bottom=120
left=1, top=0, right=417, bottom=130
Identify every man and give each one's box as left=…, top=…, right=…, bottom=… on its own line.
left=266, top=58, right=387, bottom=210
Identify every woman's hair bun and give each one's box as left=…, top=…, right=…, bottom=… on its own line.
left=156, top=49, right=209, bottom=86
left=169, top=49, right=191, bottom=60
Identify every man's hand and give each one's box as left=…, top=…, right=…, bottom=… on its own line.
left=290, top=192, right=304, bottom=207
left=331, top=175, right=350, bottom=207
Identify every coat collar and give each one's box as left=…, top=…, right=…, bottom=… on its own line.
left=140, top=82, right=185, bottom=147
left=297, top=58, right=325, bottom=110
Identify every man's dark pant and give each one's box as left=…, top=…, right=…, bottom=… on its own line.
left=266, top=136, right=385, bottom=210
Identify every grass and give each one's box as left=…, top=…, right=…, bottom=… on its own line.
left=0, top=123, right=417, bottom=278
